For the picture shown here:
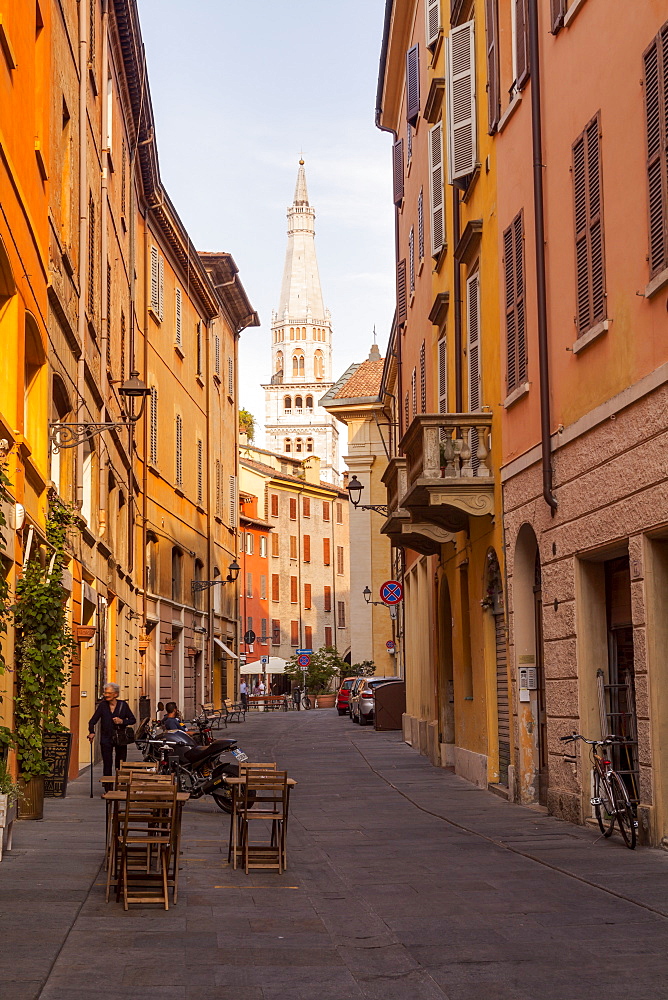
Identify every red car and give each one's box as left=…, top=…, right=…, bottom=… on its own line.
left=335, top=677, right=356, bottom=716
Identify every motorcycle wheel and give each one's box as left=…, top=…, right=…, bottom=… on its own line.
left=211, top=763, right=256, bottom=813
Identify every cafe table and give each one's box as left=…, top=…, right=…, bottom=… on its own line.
left=226, top=775, right=296, bottom=871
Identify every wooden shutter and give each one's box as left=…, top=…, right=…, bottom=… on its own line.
left=289, top=497, right=297, bottom=520
left=573, top=114, right=606, bottom=335
left=397, top=259, right=407, bottom=324
left=446, top=22, right=477, bottom=182
left=393, top=139, right=404, bottom=206
left=290, top=576, right=297, bottom=603
left=303, top=535, right=311, bottom=562
left=420, top=340, right=426, bottom=412
left=272, top=619, right=280, bottom=644
left=411, top=367, right=417, bottom=418
left=215, top=460, right=222, bottom=516
left=336, top=502, right=343, bottom=523
left=214, top=334, right=221, bottom=376
left=550, top=0, right=566, bottom=33
left=304, top=584, right=312, bottom=609
left=196, top=439, right=203, bottom=505
left=485, top=0, right=500, bottom=134
left=467, top=272, right=481, bottom=412
left=644, top=28, right=668, bottom=278
left=149, top=386, right=158, bottom=463
left=337, top=601, right=346, bottom=628
left=150, top=246, right=159, bottom=314
left=196, top=322, right=202, bottom=375
left=228, top=475, right=237, bottom=523
left=158, top=254, right=164, bottom=321
left=271, top=532, right=279, bottom=557
left=289, top=535, right=297, bottom=559
left=406, top=45, right=420, bottom=126
left=429, top=123, right=445, bottom=256
left=324, top=626, right=333, bottom=647
left=322, top=501, right=330, bottom=521
left=323, top=537, right=331, bottom=565
left=426, top=0, right=441, bottom=47
left=409, top=227, right=415, bottom=293
left=438, top=337, right=447, bottom=413
left=504, top=211, right=527, bottom=393
left=290, top=620, right=299, bottom=646
left=303, top=497, right=310, bottom=517
left=304, top=625, right=313, bottom=648
left=175, top=414, right=183, bottom=486
left=271, top=574, right=279, bottom=601
left=88, top=195, right=95, bottom=315
left=228, top=356, right=234, bottom=397
left=418, top=188, right=425, bottom=260
left=514, top=0, right=529, bottom=90
left=324, top=586, right=332, bottom=612
left=175, top=288, right=182, bottom=345
left=270, top=493, right=278, bottom=516
left=337, top=545, right=344, bottom=575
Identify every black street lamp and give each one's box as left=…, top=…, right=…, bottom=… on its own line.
left=50, top=370, right=151, bottom=452
left=346, top=475, right=388, bottom=516
left=192, top=558, right=240, bottom=593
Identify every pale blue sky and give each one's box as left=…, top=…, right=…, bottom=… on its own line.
left=139, top=0, right=395, bottom=443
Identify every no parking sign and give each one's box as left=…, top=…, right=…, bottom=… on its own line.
left=297, top=654, right=311, bottom=668
left=380, top=580, right=403, bottom=605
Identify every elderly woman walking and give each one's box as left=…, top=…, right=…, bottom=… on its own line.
left=88, top=682, right=136, bottom=784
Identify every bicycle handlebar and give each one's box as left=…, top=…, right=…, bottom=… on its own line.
left=560, top=733, right=621, bottom=746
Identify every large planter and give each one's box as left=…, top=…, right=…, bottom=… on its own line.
left=315, top=693, right=336, bottom=709
left=18, top=776, right=44, bottom=820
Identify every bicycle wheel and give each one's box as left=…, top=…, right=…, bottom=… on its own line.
left=609, top=771, right=637, bottom=849
left=303, top=695, right=311, bottom=710
left=594, top=771, right=615, bottom=837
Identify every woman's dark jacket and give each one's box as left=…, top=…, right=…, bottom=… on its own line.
left=88, top=699, right=136, bottom=743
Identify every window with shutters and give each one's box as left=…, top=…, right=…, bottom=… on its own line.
left=89, top=0, right=95, bottom=65
left=404, top=392, right=409, bottom=432
left=323, top=537, right=331, bottom=566
left=121, top=139, right=127, bottom=216
left=420, top=341, right=426, bottom=412
left=272, top=619, right=280, bottom=645
left=550, top=0, right=566, bottom=33
left=644, top=25, right=668, bottom=280
left=271, top=533, right=279, bottom=557
left=411, top=367, right=417, bottom=420
left=485, top=0, right=500, bottom=133
left=304, top=583, right=312, bottom=609
left=215, top=460, right=222, bottom=516
left=290, top=620, right=299, bottom=646
left=304, top=625, right=313, bottom=649
left=175, top=414, right=183, bottom=487
left=150, top=246, right=164, bottom=320
left=426, top=0, right=441, bottom=47
left=397, top=259, right=407, bottom=323
left=119, top=310, right=126, bottom=383
left=512, top=0, right=530, bottom=91
left=337, top=545, right=344, bottom=576
left=417, top=188, right=425, bottom=261
left=406, top=124, right=413, bottom=163
left=196, top=323, right=203, bottom=376
left=196, top=438, right=203, bottom=505
left=392, top=139, right=404, bottom=206
left=227, top=356, right=234, bottom=398
left=270, top=493, right=279, bottom=517
left=324, top=626, right=333, bottom=647
left=260, top=537, right=267, bottom=559
left=289, top=535, right=297, bottom=560
left=246, top=572, right=253, bottom=599
left=260, top=574, right=266, bottom=599
left=175, top=288, right=182, bottom=347
left=467, top=270, right=482, bottom=473
left=261, top=619, right=267, bottom=644
left=149, top=387, right=158, bottom=464
left=289, top=498, right=297, bottom=520
left=428, top=124, right=445, bottom=257
left=245, top=531, right=254, bottom=555
left=446, top=21, right=477, bottom=182
left=303, top=497, right=310, bottom=517
left=337, top=601, right=346, bottom=628
left=303, top=535, right=311, bottom=562
left=214, top=335, right=221, bottom=378
left=271, top=574, right=279, bottom=602
left=438, top=337, right=448, bottom=413
left=228, top=475, right=237, bottom=523
left=323, top=586, right=332, bottom=613
left=573, top=113, right=606, bottom=335
left=504, top=212, right=527, bottom=394
left=88, top=195, right=95, bottom=316
left=409, top=227, right=415, bottom=294
left=336, top=502, right=343, bottom=524
left=406, top=45, right=420, bottom=126
left=106, top=262, right=111, bottom=366
left=322, top=501, right=330, bottom=521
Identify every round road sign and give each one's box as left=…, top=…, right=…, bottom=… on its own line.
left=297, top=654, right=311, bottom=668
left=386, top=640, right=395, bottom=650
left=380, top=580, right=403, bottom=605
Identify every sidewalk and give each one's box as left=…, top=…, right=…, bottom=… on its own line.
left=1, top=710, right=667, bottom=1000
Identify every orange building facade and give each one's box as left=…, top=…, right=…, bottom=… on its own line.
left=239, top=491, right=272, bottom=684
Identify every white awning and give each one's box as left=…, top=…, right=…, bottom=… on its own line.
left=214, top=637, right=237, bottom=659
left=240, top=656, right=287, bottom=675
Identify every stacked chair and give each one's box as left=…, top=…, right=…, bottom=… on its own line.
left=231, top=763, right=290, bottom=875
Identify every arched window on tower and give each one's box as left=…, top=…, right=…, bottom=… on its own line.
left=292, top=351, right=304, bottom=378
left=283, top=395, right=292, bottom=413
left=289, top=327, right=295, bottom=340
left=314, top=350, right=324, bottom=380
left=295, top=395, right=303, bottom=413
left=275, top=350, right=283, bottom=374
left=305, top=395, right=313, bottom=411
left=301, top=327, right=306, bottom=340
left=306, top=437, right=314, bottom=453
left=295, top=438, right=303, bottom=453
left=284, top=438, right=291, bottom=453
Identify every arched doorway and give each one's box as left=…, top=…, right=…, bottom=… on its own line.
left=437, top=576, right=454, bottom=763
left=485, top=549, right=509, bottom=786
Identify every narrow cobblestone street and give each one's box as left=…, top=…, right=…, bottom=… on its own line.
left=2, top=710, right=668, bottom=1000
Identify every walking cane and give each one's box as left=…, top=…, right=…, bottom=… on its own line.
left=89, top=736, right=94, bottom=798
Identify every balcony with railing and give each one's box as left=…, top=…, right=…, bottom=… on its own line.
left=381, top=456, right=456, bottom=556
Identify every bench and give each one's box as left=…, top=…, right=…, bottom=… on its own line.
left=247, top=695, right=287, bottom=712
left=201, top=702, right=246, bottom=727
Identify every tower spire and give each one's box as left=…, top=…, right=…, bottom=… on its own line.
left=277, top=160, right=325, bottom=322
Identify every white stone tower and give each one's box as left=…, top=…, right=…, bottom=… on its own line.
left=263, top=161, right=340, bottom=483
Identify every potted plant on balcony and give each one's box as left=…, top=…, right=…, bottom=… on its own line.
left=13, top=501, right=76, bottom=819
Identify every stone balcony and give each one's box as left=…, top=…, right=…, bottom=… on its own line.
left=381, top=456, right=456, bottom=556
left=397, top=413, right=495, bottom=535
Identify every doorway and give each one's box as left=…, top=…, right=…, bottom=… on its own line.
left=604, top=557, right=639, bottom=804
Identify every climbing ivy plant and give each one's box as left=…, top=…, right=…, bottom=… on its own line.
left=0, top=465, right=12, bottom=754
left=13, top=501, right=76, bottom=779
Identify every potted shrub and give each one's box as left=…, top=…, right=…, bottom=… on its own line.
left=13, top=501, right=76, bottom=819
left=0, top=757, right=19, bottom=859
left=285, top=646, right=347, bottom=708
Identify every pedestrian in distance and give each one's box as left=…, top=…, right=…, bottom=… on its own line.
left=240, top=678, right=248, bottom=711
left=293, top=685, right=301, bottom=711
left=162, top=702, right=186, bottom=731
left=88, top=683, right=136, bottom=789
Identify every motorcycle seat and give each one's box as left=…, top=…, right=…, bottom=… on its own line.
left=183, top=739, right=236, bottom=764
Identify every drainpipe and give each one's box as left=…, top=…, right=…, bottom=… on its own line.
left=528, top=0, right=558, bottom=513
left=76, top=0, right=88, bottom=511
left=453, top=189, right=463, bottom=413
left=99, top=0, right=109, bottom=540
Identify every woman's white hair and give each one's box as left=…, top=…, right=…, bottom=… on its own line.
left=104, top=682, right=120, bottom=695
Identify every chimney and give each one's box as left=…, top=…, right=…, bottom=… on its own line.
left=302, top=455, right=321, bottom=484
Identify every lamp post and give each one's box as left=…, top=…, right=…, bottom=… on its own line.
left=363, top=584, right=399, bottom=619
left=49, top=370, right=151, bottom=452
left=346, top=475, right=388, bottom=516
left=192, top=558, right=240, bottom=593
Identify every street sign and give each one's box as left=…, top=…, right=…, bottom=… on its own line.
left=260, top=655, right=269, bottom=665
left=297, top=654, right=311, bottom=668
left=380, top=580, right=403, bottom=605
left=386, top=640, right=395, bottom=650
left=296, top=648, right=313, bottom=655
left=244, top=629, right=256, bottom=645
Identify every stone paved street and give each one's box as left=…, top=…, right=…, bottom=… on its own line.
left=2, top=710, right=668, bottom=1000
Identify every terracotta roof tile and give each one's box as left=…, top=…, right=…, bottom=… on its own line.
left=333, top=358, right=385, bottom=399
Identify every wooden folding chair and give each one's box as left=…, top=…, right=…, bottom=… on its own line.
left=116, top=778, right=177, bottom=910
left=228, top=763, right=278, bottom=868
left=238, top=771, right=288, bottom=875
left=106, top=772, right=175, bottom=903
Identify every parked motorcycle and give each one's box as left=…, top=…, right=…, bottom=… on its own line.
left=135, top=719, right=248, bottom=812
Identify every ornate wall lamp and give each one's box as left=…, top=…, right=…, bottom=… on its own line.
left=191, top=559, right=240, bottom=594
left=49, top=371, right=151, bottom=452
left=346, top=475, right=388, bottom=516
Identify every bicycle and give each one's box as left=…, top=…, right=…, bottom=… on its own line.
left=301, top=690, right=312, bottom=710
left=560, top=732, right=637, bottom=849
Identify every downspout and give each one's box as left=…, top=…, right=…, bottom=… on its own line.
left=528, top=0, right=558, bottom=513
left=76, top=0, right=88, bottom=511
left=142, top=225, right=151, bottom=699
left=205, top=320, right=214, bottom=704
left=453, top=189, right=463, bottom=412
left=99, top=0, right=109, bottom=540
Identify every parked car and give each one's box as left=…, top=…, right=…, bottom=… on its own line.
left=350, top=676, right=402, bottom=726
left=335, top=677, right=356, bottom=716
left=347, top=676, right=367, bottom=718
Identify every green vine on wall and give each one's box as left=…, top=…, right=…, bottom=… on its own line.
left=0, top=465, right=13, bottom=754
left=13, top=500, right=77, bottom=779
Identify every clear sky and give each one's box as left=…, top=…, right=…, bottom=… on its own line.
left=139, top=0, right=395, bottom=445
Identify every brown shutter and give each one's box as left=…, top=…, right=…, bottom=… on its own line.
left=323, top=538, right=331, bottom=565
left=303, top=535, right=310, bottom=562
left=485, top=0, right=500, bottom=133
left=271, top=574, right=279, bottom=601
left=303, top=497, right=310, bottom=517
left=324, top=586, right=332, bottom=612
left=304, top=583, right=312, bottom=609
left=290, top=576, right=297, bottom=603
left=397, top=259, right=407, bottom=324
left=289, top=497, right=297, bottom=520
left=324, top=626, right=333, bottom=647
left=573, top=113, right=606, bottom=335
left=406, top=45, right=420, bottom=126
left=337, top=546, right=344, bottom=575
left=271, top=532, right=279, bottom=557
left=644, top=28, right=668, bottom=278
left=393, top=140, right=404, bottom=206
left=514, top=212, right=527, bottom=385
left=270, top=493, right=278, bottom=516
left=289, top=535, right=297, bottom=559
left=290, top=620, right=299, bottom=646
left=272, top=619, right=280, bottom=645
left=304, top=625, right=313, bottom=648
left=322, top=501, right=330, bottom=521
left=515, top=0, right=529, bottom=90
left=504, top=211, right=526, bottom=393
left=550, top=0, right=565, bottom=33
